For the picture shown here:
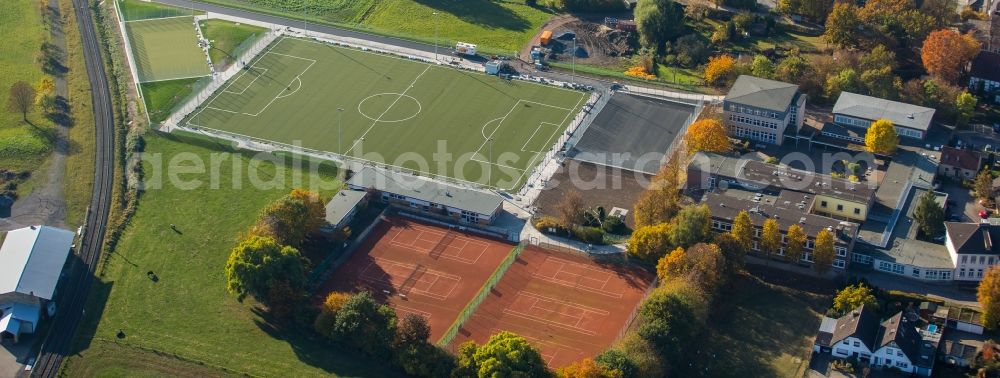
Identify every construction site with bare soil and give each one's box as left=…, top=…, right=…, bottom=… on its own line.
left=523, top=15, right=639, bottom=69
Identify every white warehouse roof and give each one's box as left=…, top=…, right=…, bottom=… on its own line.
left=0, top=225, right=74, bottom=300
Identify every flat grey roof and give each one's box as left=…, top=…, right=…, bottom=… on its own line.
left=833, top=92, right=935, bottom=132
left=724, top=75, right=799, bottom=112
left=347, top=167, right=503, bottom=216
left=863, top=239, right=954, bottom=269
left=705, top=190, right=858, bottom=242
left=325, top=189, right=367, bottom=227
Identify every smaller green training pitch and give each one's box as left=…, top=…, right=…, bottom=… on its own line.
left=185, top=37, right=586, bottom=190
left=125, top=16, right=210, bottom=82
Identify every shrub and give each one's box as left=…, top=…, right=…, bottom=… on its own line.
left=533, top=216, right=567, bottom=235
left=573, top=226, right=606, bottom=245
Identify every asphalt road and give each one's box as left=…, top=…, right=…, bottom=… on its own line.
left=30, top=0, right=116, bottom=376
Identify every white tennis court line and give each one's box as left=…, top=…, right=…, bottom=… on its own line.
left=358, top=257, right=461, bottom=300
left=533, top=256, right=622, bottom=299
left=344, top=64, right=433, bottom=156
left=490, top=329, right=583, bottom=366
left=388, top=228, right=487, bottom=265
left=503, top=291, right=608, bottom=336
left=223, top=68, right=269, bottom=95
left=395, top=305, right=432, bottom=320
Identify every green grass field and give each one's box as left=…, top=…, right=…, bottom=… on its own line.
left=119, top=0, right=202, bottom=22
left=124, top=16, right=211, bottom=82
left=676, top=274, right=828, bottom=377
left=192, top=0, right=553, bottom=54
left=199, top=19, right=267, bottom=69
left=65, top=132, right=402, bottom=377
left=0, top=1, right=56, bottom=173
left=141, top=77, right=201, bottom=123
left=186, top=37, right=585, bottom=190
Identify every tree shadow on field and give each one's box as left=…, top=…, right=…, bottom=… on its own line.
left=250, top=306, right=405, bottom=377
left=410, top=0, right=533, bottom=31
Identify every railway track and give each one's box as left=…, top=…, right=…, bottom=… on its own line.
left=30, top=0, right=116, bottom=376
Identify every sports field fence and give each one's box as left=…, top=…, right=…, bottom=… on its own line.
left=436, top=241, right=527, bottom=347
left=161, top=29, right=282, bottom=127
left=614, top=276, right=658, bottom=342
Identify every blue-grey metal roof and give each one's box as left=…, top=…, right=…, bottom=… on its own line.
left=0, top=226, right=74, bottom=300
left=325, top=189, right=367, bottom=227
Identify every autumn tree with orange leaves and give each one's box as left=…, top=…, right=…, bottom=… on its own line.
left=921, top=29, right=981, bottom=83
left=704, top=54, right=738, bottom=87
left=684, top=118, right=732, bottom=154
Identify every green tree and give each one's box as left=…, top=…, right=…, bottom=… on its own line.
left=638, top=283, right=707, bottom=365
left=831, top=284, right=878, bottom=316
left=595, top=349, right=636, bottom=378
left=775, top=53, right=813, bottom=84
left=750, top=55, right=775, bottom=79
left=914, top=189, right=945, bottom=237
left=785, top=224, right=807, bottom=263
left=824, top=2, right=862, bottom=48
left=979, top=266, right=1000, bottom=330
left=956, top=91, right=978, bottom=127
left=813, top=229, right=836, bottom=274
left=861, top=67, right=899, bottom=99
left=760, top=218, right=781, bottom=260
left=713, top=232, right=746, bottom=271
left=329, top=292, right=398, bottom=357
left=974, top=170, right=994, bottom=203
left=859, top=45, right=898, bottom=72
left=627, top=223, right=674, bottom=263
left=825, top=68, right=860, bottom=101
left=635, top=0, right=685, bottom=50
left=730, top=210, right=754, bottom=255
left=252, top=194, right=313, bottom=247
left=224, top=235, right=306, bottom=302
left=865, top=119, right=899, bottom=155
left=453, top=331, right=550, bottom=378
left=393, top=314, right=455, bottom=377
left=669, top=204, right=712, bottom=248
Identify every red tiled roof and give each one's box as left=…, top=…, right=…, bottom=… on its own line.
left=940, top=146, right=983, bottom=172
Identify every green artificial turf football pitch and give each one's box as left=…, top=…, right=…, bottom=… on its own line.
left=124, top=15, right=211, bottom=82
left=184, top=36, right=586, bottom=190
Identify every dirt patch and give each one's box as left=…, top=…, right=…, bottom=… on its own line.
left=521, top=15, right=638, bottom=69
left=533, top=160, right=653, bottom=229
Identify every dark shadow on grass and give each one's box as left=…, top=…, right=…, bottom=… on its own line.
left=249, top=306, right=405, bottom=377
left=67, top=263, right=114, bottom=356
left=409, top=0, right=533, bottom=31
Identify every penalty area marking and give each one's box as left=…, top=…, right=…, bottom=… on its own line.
left=223, top=67, right=269, bottom=95
left=193, top=45, right=317, bottom=118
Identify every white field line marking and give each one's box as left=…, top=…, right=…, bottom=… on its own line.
left=203, top=51, right=315, bottom=117
left=507, top=92, right=586, bottom=191
left=344, top=64, right=432, bottom=155
left=223, top=68, right=269, bottom=95
left=122, top=15, right=193, bottom=23
left=520, top=122, right=560, bottom=153
left=186, top=37, right=287, bottom=125
left=292, top=36, right=585, bottom=97
left=137, top=73, right=211, bottom=84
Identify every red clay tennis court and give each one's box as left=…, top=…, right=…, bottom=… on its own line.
left=450, top=246, right=655, bottom=368
left=317, top=215, right=514, bottom=341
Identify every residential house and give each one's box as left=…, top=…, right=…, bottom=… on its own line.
left=0, top=225, right=75, bottom=344
left=705, top=191, right=858, bottom=271
left=945, top=221, right=1000, bottom=282
left=722, top=75, right=806, bottom=146
left=816, top=307, right=940, bottom=376
left=969, top=51, right=1000, bottom=104
left=346, top=167, right=503, bottom=225
left=687, top=152, right=876, bottom=223
left=322, top=189, right=368, bottom=233
left=938, top=147, right=983, bottom=180
left=831, top=92, right=935, bottom=141
left=815, top=304, right=880, bottom=359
